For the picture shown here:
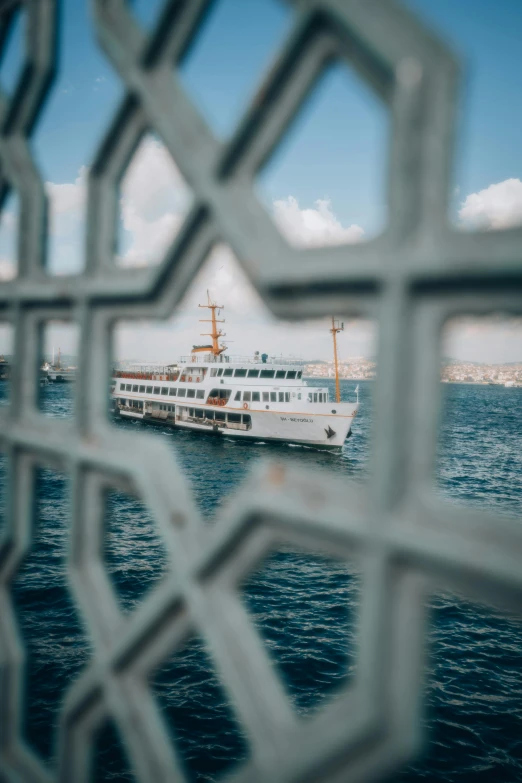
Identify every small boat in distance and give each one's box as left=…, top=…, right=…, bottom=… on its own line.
left=45, top=348, right=77, bottom=383
left=111, top=294, right=359, bottom=450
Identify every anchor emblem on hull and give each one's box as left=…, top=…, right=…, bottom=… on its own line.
left=324, top=425, right=336, bottom=439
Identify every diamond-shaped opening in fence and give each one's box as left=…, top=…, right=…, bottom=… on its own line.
left=11, top=466, right=89, bottom=764
left=151, top=633, right=250, bottom=781
left=179, top=0, right=292, bottom=139
left=241, top=543, right=361, bottom=717
left=436, top=314, right=522, bottom=516
left=112, top=243, right=376, bottom=514
left=116, top=133, right=193, bottom=269
left=0, top=189, right=20, bottom=281
left=0, top=5, right=25, bottom=96
left=0, top=320, right=13, bottom=407
left=401, top=589, right=522, bottom=782
left=258, top=60, right=389, bottom=249
left=38, top=320, right=78, bottom=419
left=92, top=717, right=136, bottom=782
left=104, top=487, right=169, bottom=614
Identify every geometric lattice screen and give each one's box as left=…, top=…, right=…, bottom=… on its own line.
left=1, top=1, right=521, bottom=781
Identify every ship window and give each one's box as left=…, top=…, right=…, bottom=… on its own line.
left=243, top=391, right=251, bottom=402
left=205, top=410, right=214, bottom=420
left=247, top=369, right=259, bottom=378
left=189, top=408, right=194, bottom=417
left=169, top=387, right=176, bottom=396
left=278, top=392, right=284, bottom=402
left=196, top=389, right=205, bottom=399
left=195, top=409, right=204, bottom=419
left=242, top=414, right=251, bottom=426
left=234, top=369, right=247, bottom=377
left=260, top=370, right=275, bottom=379
left=313, top=393, right=318, bottom=402
left=262, top=392, right=269, bottom=402
left=215, top=411, right=226, bottom=422
left=298, top=393, right=301, bottom=400
left=178, top=388, right=186, bottom=397
left=286, top=371, right=297, bottom=380
left=223, top=368, right=233, bottom=377
left=210, top=368, right=217, bottom=377
left=132, top=385, right=138, bottom=392
left=234, top=391, right=241, bottom=401
left=119, top=383, right=125, bottom=390
left=308, top=393, right=312, bottom=402
left=161, top=387, right=168, bottom=395
left=252, top=392, right=260, bottom=402
left=297, top=371, right=302, bottom=379
left=153, top=386, right=160, bottom=394
left=275, top=371, right=286, bottom=379
left=138, top=385, right=144, bottom=392
left=270, top=392, right=276, bottom=402
left=187, top=389, right=195, bottom=398
left=228, top=413, right=241, bottom=423
left=217, top=368, right=223, bottom=377
left=285, top=392, right=290, bottom=402
left=146, top=386, right=152, bottom=393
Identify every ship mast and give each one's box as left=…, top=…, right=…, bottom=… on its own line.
left=198, top=291, right=227, bottom=357
left=330, top=317, right=344, bottom=404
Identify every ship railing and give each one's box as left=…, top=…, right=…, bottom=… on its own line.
left=178, top=354, right=304, bottom=366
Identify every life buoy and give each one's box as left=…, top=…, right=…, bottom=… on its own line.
left=188, top=376, right=192, bottom=382
left=219, top=398, right=226, bottom=406
left=181, top=375, right=185, bottom=382
left=243, top=402, right=249, bottom=410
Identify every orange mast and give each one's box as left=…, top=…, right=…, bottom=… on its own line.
left=196, top=291, right=227, bottom=357
left=330, top=317, right=344, bottom=404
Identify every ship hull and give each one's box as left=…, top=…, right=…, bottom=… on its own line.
left=117, top=404, right=356, bottom=450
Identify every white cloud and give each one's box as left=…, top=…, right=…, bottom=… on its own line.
left=118, top=135, right=192, bottom=267
left=46, top=166, right=87, bottom=238
left=0, top=257, right=15, bottom=281
left=272, top=196, right=364, bottom=248
left=458, top=178, right=522, bottom=230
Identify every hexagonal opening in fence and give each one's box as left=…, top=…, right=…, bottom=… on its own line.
left=104, top=487, right=170, bottom=614
left=0, top=5, right=25, bottom=96
left=179, top=0, right=293, bottom=139
left=0, top=190, right=19, bottom=281
left=240, top=541, right=362, bottom=717
left=437, top=314, right=522, bottom=517
left=111, top=242, right=376, bottom=516
left=39, top=320, right=78, bottom=419
left=257, top=59, right=389, bottom=250
left=150, top=633, right=250, bottom=782
left=0, top=320, right=13, bottom=407
left=403, top=589, right=522, bottom=782
left=10, top=466, right=88, bottom=765
left=405, top=1, right=522, bottom=235
left=116, top=133, right=193, bottom=269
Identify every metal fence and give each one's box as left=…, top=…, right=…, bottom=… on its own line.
left=1, top=0, right=521, bottom=781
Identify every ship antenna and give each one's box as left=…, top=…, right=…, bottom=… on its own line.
left=330, top=317, right=344, bottom=404
left=198, top=290, right=227, bottom=357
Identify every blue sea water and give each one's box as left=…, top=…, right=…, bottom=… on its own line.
left=1, top=380, right=521, bottom=781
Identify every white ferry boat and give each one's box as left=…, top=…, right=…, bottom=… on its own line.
left=111, top=296, right=359, bottom=450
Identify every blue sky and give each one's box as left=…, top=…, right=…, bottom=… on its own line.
left=0, top=0, right=521, bottom=362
